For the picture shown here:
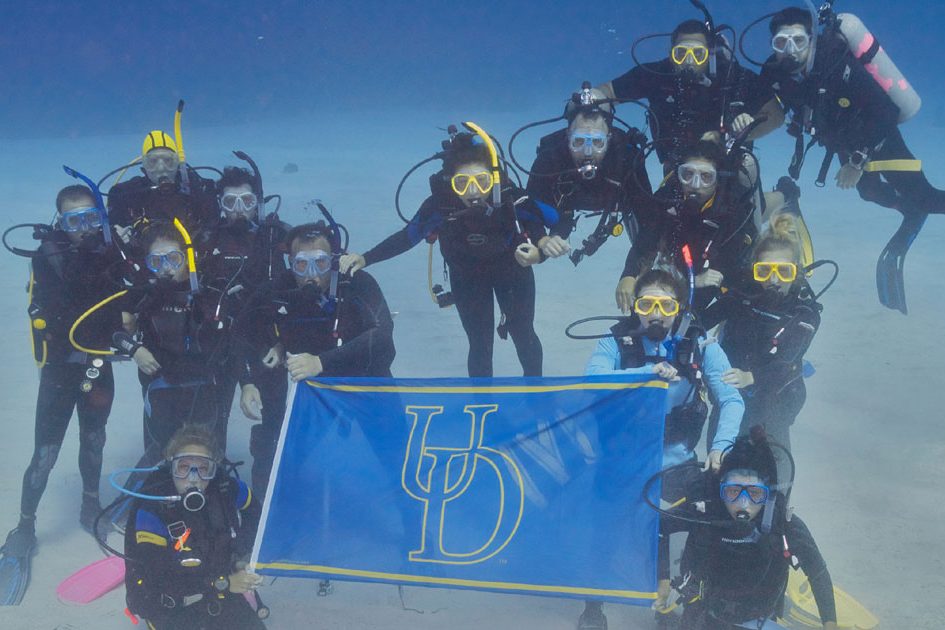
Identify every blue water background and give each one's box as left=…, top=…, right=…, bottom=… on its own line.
left=3, top=0, right=943, bottom=140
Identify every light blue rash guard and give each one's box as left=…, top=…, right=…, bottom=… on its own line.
left=585, top=333, right=744, bottom=467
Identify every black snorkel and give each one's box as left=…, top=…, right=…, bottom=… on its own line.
left=232, top=150, right=266, bottom=219
left=309, top=200, right=349, bottom=346
left=690, top=0, right=717, bottom=78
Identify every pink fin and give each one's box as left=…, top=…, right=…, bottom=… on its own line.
left=57, top=556, right=126, bottom=604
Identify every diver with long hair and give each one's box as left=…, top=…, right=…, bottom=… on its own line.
left=123, top=423, right=265, bottom=629
left=703, top=213, right=825, bottom=453
left=578, top=266, right=744, bottom=630
left=616, top=140, right=759, bottom=315
left=668, top=428, right=837, bottom=629
left=340, top=126, right=548, bottom=377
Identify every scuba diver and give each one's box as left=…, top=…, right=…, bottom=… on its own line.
left=0, top=184, right=125, bottom=605
left=759, top=5, right=943, bottom=314
left=123, top=424, right=265, bottom=629
left=522, top=85, right=652, bottom=265
left=199, top=161, right=290, bottom=487
left=340, top=124, right=548, bottom=378
left=615, top=140, right=760, bottom=315
left=578, top=267, right=743, bottom=630
left=664, top=428, right=837, bottom=629
left=598, top=16, right=783, bottom=168
left=107, top=107, right=218, bottom=244
left=239, top=218, right=396, bottom=497
left=703, top=214, right=826, bottom=453
left=95, top=220, right=236, bottom=528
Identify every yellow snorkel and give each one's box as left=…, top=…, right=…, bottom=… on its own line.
left=173, top=100, right=192, bottom=195
left=174, top=100, right=186, bottom=164
left=173, top=217, right=200, bottom=294
left=461, top=121, right=502, bottom=207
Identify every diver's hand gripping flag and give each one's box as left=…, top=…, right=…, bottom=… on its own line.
left=250, top=376, right=667, bottom=605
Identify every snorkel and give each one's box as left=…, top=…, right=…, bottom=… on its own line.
left=803, top=0, right=820, bottom=76
left=62, top=166, right=112, bottom=247
left=305, top=200, right=348, bottom=345
left=172, top=217, right=200, bottom=294
left=174, top=100, right=191, bottom=195
left=689, top=0, right=717, bottom=78
left=461, top=121, right=502, bottom=208
left=233, top=150, right=266, bottom=219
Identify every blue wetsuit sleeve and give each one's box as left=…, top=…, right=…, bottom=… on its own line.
left=701, top=340, right=744, bottom=452
left=362, top=197, right=443, bottom=266
left=584, top=337, right=654, bottom=376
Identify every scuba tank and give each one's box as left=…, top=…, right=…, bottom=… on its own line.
left=834, top=12, right=920, bottom=122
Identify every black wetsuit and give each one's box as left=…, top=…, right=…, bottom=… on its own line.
left=525, top=126, right=652, bottom=261
left=621, top=175, right=757, bottom=313
left=240, top=269, right=395, bottom=495
left=124, top=472, right=264, bottom=629
left=363, top=184, right=546, bottom=377
left=762, top=33, right=945, bottom=311
left=610, top=58, right=774, bottom=164
left=762, top=35, right=944, bottom=216
left=121, top=281, right=233, bottom=462
left=199, top=216, right=290, bottom=485
left=20, top=235, right=124, bottom=521
left=703, top=281, right=822, bottom=453
left=679, top=510, right=836, bottom=629
left=107, top=168, right=217, bottom=240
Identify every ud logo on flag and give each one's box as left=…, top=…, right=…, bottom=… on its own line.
left=402, top=404, right=524, bottom=565
left=251, top=376, right=667, bottom=604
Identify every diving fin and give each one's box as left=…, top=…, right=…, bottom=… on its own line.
left=876, top=211, right=928, bottom=314
left=0, top=527, right=37, bottom=606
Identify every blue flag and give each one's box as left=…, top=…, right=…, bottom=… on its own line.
left=251, top=375, right=667, bottom=605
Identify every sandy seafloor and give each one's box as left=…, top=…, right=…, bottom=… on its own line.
left=0, top=107, right=943, bottom=629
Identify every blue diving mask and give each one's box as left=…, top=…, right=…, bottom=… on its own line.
left=291, top=250, right=333, bottom=279
left=720, top=482, right=770, bottom=505
left=59, top=207, right=104, bottom=233
left=145, top=249, right=186, bottom=274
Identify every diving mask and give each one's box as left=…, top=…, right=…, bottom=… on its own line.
left=569, top=132, right=608, bottom=157
left=634, top=295, right=680, bottom=317
left=59, top=207, right=103, bottom=233
left=220, top=191, right=258, bottom=215
left=677, top=162, right=718, bottom=189
left=143, top=152, right=179, bottom=175
left=146, top=249, right=186, bottom=274
left=451, top=171, right=494, bottom=196
left=720, top=482, right=770, bottom=505
left=291, top=250, right=333, bottom=278
left=772, top=28, right=810, bottom=55
left=753, top=261, right=797, bottom=283
left=671, top=43, right=709, bottom=66
left=171, top=453, right=218, bottom=481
